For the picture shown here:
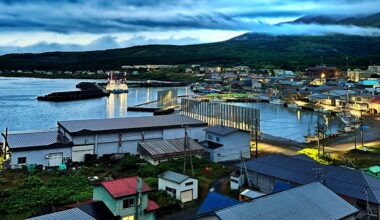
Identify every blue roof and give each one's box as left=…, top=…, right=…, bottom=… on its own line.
left=196, top=192, right=239, bottom=217
left=236, top=154, right=380, bottom=204
left=272, top=182, right=294, bottom=193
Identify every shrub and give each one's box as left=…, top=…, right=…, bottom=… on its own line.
left=137, top=164, right=158, bottom=177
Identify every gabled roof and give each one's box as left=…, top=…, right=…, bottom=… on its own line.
left=236, top=154, right=380, bottom=204
left=145, top=200, right=159, bottom=213
left=196, top=192, right=240, bottom=217
left=58, top=115, right=207, bottom=135
left=215, top=182, right=359, bottom=220
left=27, top=208, right=95, bottom=220
left=100, top=177, right=151, bottom=199
left=204, top=125, right=242, bottom=136
left=158, top=171, right=191, bottom=184
left=4, top=130, right=72, bottom=151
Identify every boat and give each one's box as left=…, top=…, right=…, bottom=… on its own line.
left=287, top=103, right=301, bottom=109
left=314, top=107, right=332, bottom=114
left=106, top=72, right=129, bottom=93
left=339, top=112, right=358, bottom=125
left=269, top=98, right=284, bottom=105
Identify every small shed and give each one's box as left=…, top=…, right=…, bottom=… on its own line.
left=158, top=171, right=198, bottom=203
left=137, top=138, right=205, bottom=165
left=367, top=166, right=380, bottom=178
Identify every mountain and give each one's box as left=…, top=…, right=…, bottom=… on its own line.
left=0, top=33, right=379, bottom=71
left=285, top=12, right=380, bottom=28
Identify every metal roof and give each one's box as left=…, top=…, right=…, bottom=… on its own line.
left=137, top=138, right=205, bottom=160
left=4, top=130, right=72, bottom=151
left=196, top=192, right=240, bottom=217
left=100, top=176, right=151, bottom=199
left=216, top=182, right=359, bottom=220
left=158, top=171, right=191, bottom=184
left=27, top=208, right=95, bottom=220
left=240, top=189, right=265, bottom=199
left=236, top=154, right=380, bottom=204
left=58, top=115, right=207, bottom=135
left=204, top=125, right=241, bottom=136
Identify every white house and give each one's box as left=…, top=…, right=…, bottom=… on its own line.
left=158, top=171, right=198, bottom=203
left=201, top=125, right=250, bottom=162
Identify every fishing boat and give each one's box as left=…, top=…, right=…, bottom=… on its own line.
left=287, top=103, right=301, bottom=109
left=106, top=72, right=129, bottom=93
left=338, top=112, right=358, bottom=125
left=269, top=98, right=285, bottom=105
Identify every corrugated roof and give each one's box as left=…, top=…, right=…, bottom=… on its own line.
left=100, top=176, right=151, bottom=199
left=196, top=192, right=240, bottom=217
left=27, top=208, right=95, bottom=220
left=240, top=189, right=265, bottom=199
left=216, top=182, right=359, bottom=220
left=5, top=130, right=72, bottom=150
left=137, top=138, right=205, bottom=160
left=158, top=171, right=190, bottom=184
left=58, top=115, right=207, bottom=135
left=236, top=154, right=380, bottom=204
left=204, top=125, right=240, bottom=136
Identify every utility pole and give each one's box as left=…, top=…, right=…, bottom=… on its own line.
left=136, top=177, right=143, bottom=220
left=317, top=117, right=320, bottom=157
left=183, top=127, right=194, bottom=176
left=255, top=118, right=258, bottom=158
left=360, top=110, right=364, bottom=148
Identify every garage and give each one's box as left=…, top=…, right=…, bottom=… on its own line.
left=72, top=145, right=94, bottom=162
left=180, top=189, right=193, bottom=203
left=48, top=153, right=63, bottom=167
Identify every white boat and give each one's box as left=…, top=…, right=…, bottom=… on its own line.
left=339, top=112, right=358, bottom=125
left=269, top=99, right=284, bottom=105
left=106, top=72, right=129, bottom=93
left=287, top=103, right=301, bottom=109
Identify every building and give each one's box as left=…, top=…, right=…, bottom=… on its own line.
left=158, top=171, right=198, bottom=203
left=235, top=154, right=380, bottom=219
left=306, top=65, right=340, bottom=78
left=215, top=182, right=359, bottom=220
left=27, top=208, right=95, bottom=220
left=196, top=192, right=240, bottom=219
left=200, top=125, right=250, bottom=162
left=4, top=115, right=207, bottom=168
left=369, top=95, right=380, bottom=114
left=137, top=138, right=205, bottom=165
left=93, top=176, right=159, bottom=220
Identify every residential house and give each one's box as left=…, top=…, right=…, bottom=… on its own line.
left=215, top=182, right=359, bottom=220
left=93, top=176, right=159, bottom=220
left=200, top=125, right=250, bottom=162
left=158, top=171, right=198, bottom=203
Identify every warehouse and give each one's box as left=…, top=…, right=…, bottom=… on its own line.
left=4, top=115, right=208, bottom=168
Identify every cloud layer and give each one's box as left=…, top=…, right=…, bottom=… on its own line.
left=1, top=0, right=380, bottom=54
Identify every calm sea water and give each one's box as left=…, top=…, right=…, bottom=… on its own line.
left=0, top=77, right=341, bottom=142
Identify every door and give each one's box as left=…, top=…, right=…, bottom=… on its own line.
left=72, top=145, right=94, bottom=162
left=48, top=153, right=63, bottom=167
left=180, top=189, right=193, bottom=203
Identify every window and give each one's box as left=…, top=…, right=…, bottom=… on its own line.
left=185, top=182, right=193, bottom=186
left=208, top=135, right=213, bottom=140
left=122, top=215, right=135, bottom=220
left=123, top=198, right=135, bottom=209
left=215, top=137, right=220, bottom=142
left=165, top=186, right=177, bottom=196
left=18, top=157, right=26, bottom=164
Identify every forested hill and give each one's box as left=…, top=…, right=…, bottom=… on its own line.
left=0, top=33, right=380, bottom=71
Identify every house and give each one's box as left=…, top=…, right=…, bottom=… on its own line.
left=196, top=192, right=240, bottom=219
left=137, top=138, right=205, bottom=165
left=93, top=176, right=159, bottom=220
left=200, top=125, right=250, bottom=162
left=215, top=182, right=359, bottom=220
left=3, top=115, right=207, bottom=168
left=158, top=171, right=198, bottom=203
left=235, top=154, right=380, bottom=219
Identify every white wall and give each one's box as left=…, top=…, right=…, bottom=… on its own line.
left=158, top=177, right=198, bottom=202
left=10, top=147, right=72, bottom=168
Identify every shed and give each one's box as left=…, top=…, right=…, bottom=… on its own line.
left=158, top=171, right=198, bottom=203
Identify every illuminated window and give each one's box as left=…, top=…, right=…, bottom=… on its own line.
left=122, top=215, right=135, bottom=220
left=123, top=198, right=135, bottom=209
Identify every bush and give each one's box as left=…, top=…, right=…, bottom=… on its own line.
left=137, top=164, right=158, bottom=177
left=143, top=177, right=158, bottom=189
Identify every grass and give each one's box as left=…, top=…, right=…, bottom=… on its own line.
left=297, top=148, right=331, bottom=165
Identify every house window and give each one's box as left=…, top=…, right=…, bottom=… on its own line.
left=122, top=215, right=135, bottom=220
left=215, top=137, right=220, bottom=142
left=123, top=198, right=135, bottom=209
left=165, top=186, right=177, bottom=197
left=208, top=135, right=213, bottom=140
left=185, top=182, right=193, bottom=186
left=18, top=157, right=26, bottom=164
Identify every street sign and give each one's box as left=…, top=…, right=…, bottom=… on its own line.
left=360, top=125, right=369, bottom=131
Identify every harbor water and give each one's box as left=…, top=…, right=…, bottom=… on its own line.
left=0, top=77, right=342, bottom=142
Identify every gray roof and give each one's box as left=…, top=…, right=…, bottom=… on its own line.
left=138, top=138, right=205, bottom=160
left=237, top=154, right=380, bottom=204
left=4, top=130, right=72, bottom=151
left=216, top=182, right=358, bottom=220
left=158, top=170, right=191, bottom=184
left=58, top=115, right=207, bottom=135
left=27, top=208, right=95, bottom=220
left=204, top=125, right=241, bottom=136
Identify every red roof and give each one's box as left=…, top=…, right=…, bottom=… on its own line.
left=101, top=176, right=151, bottom=198
left=371, top=95, right=380, bottom=104
left=145, top=200, right=159, bottom=212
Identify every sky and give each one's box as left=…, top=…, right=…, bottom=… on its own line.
left=1, top=0, right=380, bottom=54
